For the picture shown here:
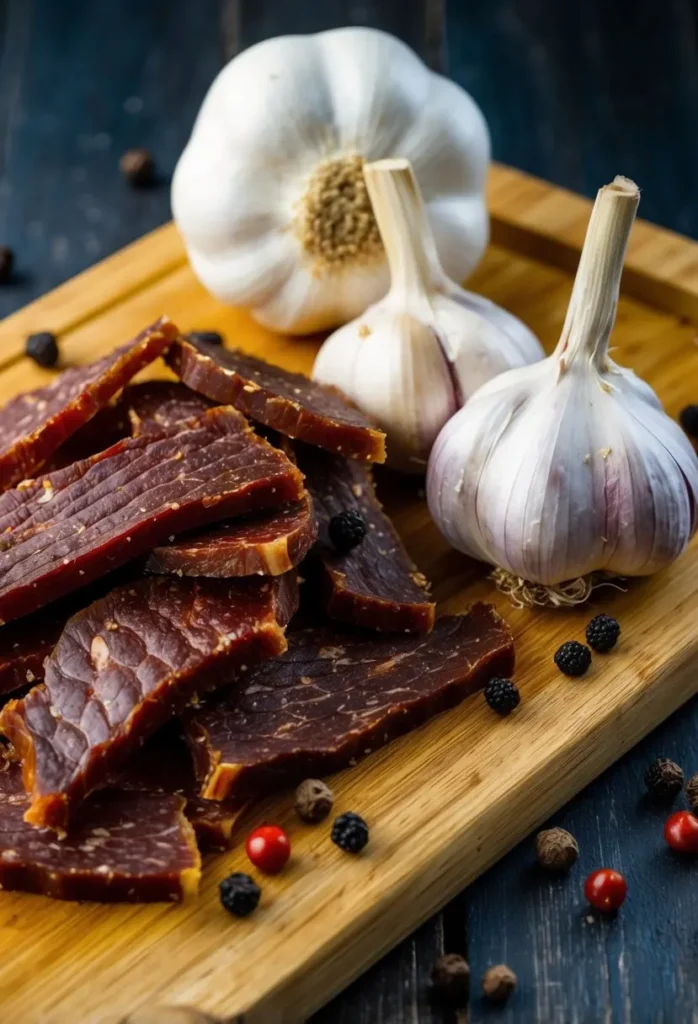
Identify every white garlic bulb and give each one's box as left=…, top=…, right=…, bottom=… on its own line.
left=312, top=158, right=544, bottom=473
left=427, top=176, right=698, bottom=602
left=172, top=27, right=491, bottom=335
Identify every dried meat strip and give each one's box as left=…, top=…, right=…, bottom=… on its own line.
left=146, top=493, right=317, bottom=578
left=0, top=317, right=177, bottom=490
left=125, top=380, right=216, bottom=435
left=0, top=572, right=298, bottom=830
left=0, top=407, right=303, bottom=623
left=0, top=762, right=199, bottom=902
left=167, top=336, right=386, bottom=462
left=43, top=400, right=131, bottom=471
left=118, top=730, right=243, bottom=851
left=297, top=444, right=435, bottom=633
left=0, top=608, right=66, bottom=696
left=185, top=604, right=514, bottom=802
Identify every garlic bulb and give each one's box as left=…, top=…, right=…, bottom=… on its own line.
left=172, top=27, right=491, bottom=335
left=427, top=176, right=698, bottom=603
left=312, top=158, right=544, bottom=473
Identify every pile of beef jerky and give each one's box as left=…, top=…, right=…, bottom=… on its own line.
left=0, top=317, right=514, bottom=902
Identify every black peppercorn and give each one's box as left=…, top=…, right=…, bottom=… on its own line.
left=585, top=613, right=621, bottom=653
left=0, top=246, right=13, bottom=283
left=328, top=510, right=367, bottom=552
left=218, top=872, right=261, bottom=917
left=331, top=811, right=369, bottom=853
left=484, top=677, right=520, bottom=715
left=25, top=331, right=59, bottom=368
left=644, top=757, right=684, bottom=801
left=554, top=640, right=592, bottom=677
left=430, top=953, right=470, bottom=1007
left=120, top=148, right=156, bottom=187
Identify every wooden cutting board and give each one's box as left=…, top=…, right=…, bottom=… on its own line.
left=1, top=165, right=698, bottom=1024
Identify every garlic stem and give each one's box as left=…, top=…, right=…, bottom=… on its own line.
left=363, top=158, right=442, bottom=306
left=556, top=176, right=640, bottom=370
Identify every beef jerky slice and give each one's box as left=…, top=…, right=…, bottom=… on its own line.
left=185, top=604, right=514, bottom=802
left=0, top=572, right=298, bottom=830
left=0, top=608, right=66, bottom=696
left=118, top=730, right=243, bottom=851
left=0, top=317, right=178, bottom=490
left=0, top=762, right=199, bottom=902
left=167, top=336, right=386, bottom=462
left=124, top=380, right=216, bottom=436
left=0, top=407, right=303, bottom=623
left=43, top=400, right=131, bottom=471
left=147, top=492, right=317, bottom=578
left=297, top=444, right=435, bottom=633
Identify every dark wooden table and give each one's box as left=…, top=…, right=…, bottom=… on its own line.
left=2, top=1, right=697, bottom=1020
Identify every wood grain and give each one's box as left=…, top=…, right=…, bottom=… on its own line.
left=0, top=166, right=696, bottom=1023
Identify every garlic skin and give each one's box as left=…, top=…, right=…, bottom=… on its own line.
left=312, top=158, right=543, bottom=473
left=428, top=177, right=698, bottom=589
left=172, top=28, right=490, bottom=335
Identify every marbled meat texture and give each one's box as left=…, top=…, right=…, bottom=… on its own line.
left=167, top=336, right=386, bottom=462
left=297, top=443, right=435, bottom=633
left=185, top=604, right=515, bottom=802
left=0, top=572, right=298, bottom=831
left=0, top=407, right=304, bottom=623
left=147, top=492, right=317, bottom=578
left=0, top=761, right=200, bottom=902
left=125, top=380, right=216, bottom=435
left=0, top=316, right=177, bottom=490
left=118, top=730, right=243, bottom=851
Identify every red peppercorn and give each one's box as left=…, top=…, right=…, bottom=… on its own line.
left=584, top=868, right=627, bottom=911
left=245, top=825, right=291, bottom=875
left=664, top=810, right=698, bottom=853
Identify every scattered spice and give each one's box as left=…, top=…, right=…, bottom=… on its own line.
left=679, top=404, right=698, bottom=439
left=685, top=772, right=698, bottom=812
left=120, top=148, right=156, bottom=187
left=294, top=778, right=334, bottom=823
left=0, top=245, right=13, bottom=283
left=554, top=640, right=592, bottom=677
left=644, top=757, right=684, bottom=801
left=484, top=677, right=520, bottom=716
left=218, top=872, right=261, bottom=917
left=430, top=953, right=470, bottom=1007
left=25, top=331, right=59, bottom=368
left=331, top=811, right=369, bottom=853
left=585, top=613, right=620, bottom=653
left=328, top=509, right=368, bottom=552
left=664, top=810, right=698, bottom=853
left=481, top=964, right=517, bottom=1003
left=535, top=827, right=579, bottom=872
left=584, top=868, right=627, bottom=911
left=245, top=824, right=291, bottom=875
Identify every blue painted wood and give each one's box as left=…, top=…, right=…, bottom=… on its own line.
left=445, top=0, right=698, bottom=238
left=1, top=2, right=697, bottom=1021
left=0, top=0, right=224, bottom=321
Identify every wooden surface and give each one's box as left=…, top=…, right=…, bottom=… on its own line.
left=0, top=166, right=697, bottom=1023
left=2, top=3, right=698, bottom=1022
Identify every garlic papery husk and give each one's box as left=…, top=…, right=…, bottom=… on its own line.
left=312, top=158, right=544, bottom=473
left=427, top=176, right=698, bottom=600
left=172, top=27, right=491, bottom=335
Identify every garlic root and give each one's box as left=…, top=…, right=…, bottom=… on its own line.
left=427, top=176, right=698, bottom=598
